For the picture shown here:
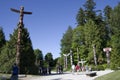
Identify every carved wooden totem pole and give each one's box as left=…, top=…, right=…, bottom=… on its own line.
left=11, top=6, right=32, bottom=71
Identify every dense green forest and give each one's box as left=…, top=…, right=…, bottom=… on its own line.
left=0, top=0, right=120, bottom=74
left=60, top=0, right=120, bottom=70
left=0, top=24, right=55, bottom=74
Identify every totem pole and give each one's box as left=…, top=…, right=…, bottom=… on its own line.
left=11, top=6, right=32, bottom=71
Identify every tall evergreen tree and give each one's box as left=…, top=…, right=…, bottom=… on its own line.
left=104, top=5, right=112, bottom=45
left=83, top=0, right=96, bottom=21
left=76, top=8, right=85, bottom=26
left=60, top=26, right=73, bottom=68
left=74, top=0, right=107, bottom=65
left=84, top=20, right=106, bottom=65
left=34, top=49, right=43, bottom=67
left=0, top=27, right=6, bottom=49
left=7, top=24, right=37, bottom=74
left=20, top=26, right=37, bottom=74
left=104, top=5, right=112, bottom=23
left=45, top=52, right=54, bottom=67
left=109, top=3, right=120, bottom=69
left=61, top=26, right=73, bottom=54
left=72, top=25, right=86, bottom=64
left=0, top=42, right=15, bottom=73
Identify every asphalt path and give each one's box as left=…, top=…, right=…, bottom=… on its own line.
left=19, top=70, right=113, bottom=80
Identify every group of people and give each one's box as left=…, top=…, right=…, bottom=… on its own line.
left=10, top=63, right=64, bottom=80
left=71, top=64, right=87, bottom=74
left=10, top=63, right=91, bottom=79
left=39, top=66, right=51, bottom=75
left=56, top=64, right=63, bottom=74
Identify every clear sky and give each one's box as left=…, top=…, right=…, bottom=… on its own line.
left=0, top=0, right=119, bottom=59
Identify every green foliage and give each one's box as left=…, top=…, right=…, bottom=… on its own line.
left=0, top=24, right=37, bottom=74
left=0, top=42, right=16, bottom=73
left=60, top=26, right=73, bottom=66
left=76, top=0, right=97, bottom=26
left=83, top=0, right=96, bottom=21
left=72, top=26, right=87, bottom=63
left=104, top=5, right=112, bottom=23
left=76, top=8, right=85, bottom=26
left=1, top=0, right=120, bottom=75
left=84, top=20, right=106, bottom=64
left=0, top=27, right=6, bottom=49
left=34, top=49, right=43, bottom=67
left=91, top=65, right=105, bottom=71
left=61, top=26, right=73, bottom=54
left=61, top=0, right=109, bottom=67
left=45, top=52, right=54, bottom=67
left=18, top=26, right=37, bottom=74
left=97, top=65, right=105, bottom=70
left=110, top=3, right=120, bottom=70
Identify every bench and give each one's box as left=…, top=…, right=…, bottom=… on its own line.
left=86, top=72, right=97, bottom=77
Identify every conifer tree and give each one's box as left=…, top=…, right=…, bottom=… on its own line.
left=60, top=26, right=73, bottom=68
left=1, top=26, right=37, bottom=74
left=84, top=20, right=105, bottom=65
left=45, top=52, right=54, bottom=67
left=34, top=49, right=43, bottom=67
left=76, top=8, right=85, bottom=26
left=72, top=25, right=86, bottom=64
left=109, top=3, right=120, bottom=69
left=61, top=26, right=73, bottom=54
left=104, top=5, right=112, bottom=45
left=0, top=27, right=6, bottom=49
left=83, top=0, right=96, bottom=21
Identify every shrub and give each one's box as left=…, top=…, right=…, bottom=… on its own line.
left=97, top=65, right=105, bottom=70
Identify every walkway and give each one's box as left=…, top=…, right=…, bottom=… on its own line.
left=19, top=70, right=113, bottom=80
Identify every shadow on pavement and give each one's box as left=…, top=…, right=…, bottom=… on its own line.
left=39, top=72, right=70, bottom=76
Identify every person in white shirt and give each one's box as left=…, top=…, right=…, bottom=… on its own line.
left=71, top=64, right=75, bottom=74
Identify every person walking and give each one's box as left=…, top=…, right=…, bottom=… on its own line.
left=71, top=64, right=75, bottom=74
left=11, top=63, right=19, bottom=80
left=75, top=64, right=80, bottom=74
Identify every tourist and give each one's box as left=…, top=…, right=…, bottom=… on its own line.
left=71, top=64, right=75, bottom=74
left=56, top=63, right=60, bottom=74
left=75, top=64, right=80, bottom=74
left=11, top=63, right=19, bottom=80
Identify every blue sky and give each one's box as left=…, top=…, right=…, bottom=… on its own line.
left=0, top=0, right=119, bottom=59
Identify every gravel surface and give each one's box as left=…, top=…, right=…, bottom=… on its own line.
left=19, top=70, right=113, bottom=80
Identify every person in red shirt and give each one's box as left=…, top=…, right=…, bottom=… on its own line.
left=75, top=63, right=80, bottom=74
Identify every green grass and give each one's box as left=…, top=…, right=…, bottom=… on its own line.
left=94, top=70, right=120, bottom=80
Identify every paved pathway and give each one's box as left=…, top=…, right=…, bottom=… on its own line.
left=19, top=70, right=113, bottom=80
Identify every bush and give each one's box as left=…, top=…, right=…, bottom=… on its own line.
left=91, top=65, right=105, bottom=71
left=97, top=65, right=105, bottom=70
left=102, top=64, right=107, bottom=69
left=91, top=65, right=97, bottom=71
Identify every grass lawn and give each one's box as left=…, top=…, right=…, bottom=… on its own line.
left=94, top=70, right=120, bottom=80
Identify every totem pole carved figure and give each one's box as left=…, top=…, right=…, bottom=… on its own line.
left=11, top=6, right=32, bottom=71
